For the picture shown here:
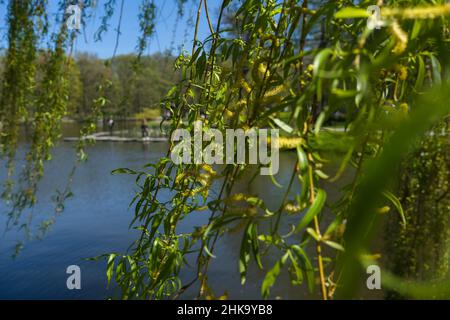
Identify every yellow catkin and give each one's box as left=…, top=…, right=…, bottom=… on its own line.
left=252, top=60, right=271, bottom=84
left=243, top=79, right=252, bottom=93
left=258, top=62, right=269, bottom=78
left=399, top=103, right=409, bottom=115
left=277, top=137, right=305, bottom=150
left=382, top=4, right=450, bottom=20
left=390, top=21, right=408, bottom=54
left=284, top=202, right=302, bottom=215
left=262, top=85, right=285, bottom=105
left=201, top=164, right=217, bottom=177
left=233, top=99, right=247, bottom=112
left=265, top=85, right=284, bottom=98
left=377, top=206, right=391, bottom=214
left=393, top=64, right=408, bottom=80
left=225, top=109, right=235, bottom=118
left=398, top=67, right=408, bottom=80
left=236, top=77, right=252, bottom=94
left=228, top=193, right=247, bottom=202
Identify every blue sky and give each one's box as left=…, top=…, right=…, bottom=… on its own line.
left=0, top=0, right=222, bottom=58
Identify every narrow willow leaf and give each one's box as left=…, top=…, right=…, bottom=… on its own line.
left=331, top=88, right=357, bottom=98
left=414, top=55, right=425, bottom=90
left=239, top=222, right=252, bottom=285
left=382, top=191, right=407, bottom=227
left=306, top=227, right=320, bottom=241
left=330, top=146, right=354, bottom=182
left=296, top=188, right=327, bottom=231
left=313, top=49, right=333, bottom=101
left=313, top=48, right=333, bottom=80
left=324, top=240, right=345, bottom=252
left=296, top=146, right=309, bottom=172
left=291, top=245, right=315, bottom=293
left=251, top=223, right=263, bottom=270
left=268, top=164, right=283, bottom=188
left=315, top=169, right=329, bottom=180
left=411, top=20, right=422, bottom=39
left=314, top=112, right=326, bottom=135
left=204, top=244, right=216, bottom=259
left=288, top=250, right=303, bottom=285
left=197, top=52, right=207, bottom=79
left=106, top=253, right=117, bottom=286
left=271, top=117, right=293, bottom=134
left=261, top=252, right=289, bottom=299
left=298, top=173, right=309, bottom=205
left=112, top=168, right=137, bottom=175
left=429, top=55, right=442, bottom=84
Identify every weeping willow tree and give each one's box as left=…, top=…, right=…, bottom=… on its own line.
left=0, top=0, right=449, bottom=299
left=0, top=0, right=71, bottom=243
left=104, top=0, right=450, bottom=300
left=0, top=0, right=108, bottom=249
left=385, top=121, right=449, bottom=299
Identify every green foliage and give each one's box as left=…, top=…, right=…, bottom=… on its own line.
left=0, top=0, right=449, bottom=300
left=385, top=120, right=449, bottom=299
left=100, top=0, right=450, bottom=300
left=337, top=85, right=450, bottom=299
left=68, top=53, right=179, bottom=118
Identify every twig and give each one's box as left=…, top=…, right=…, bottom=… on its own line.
left=112, top=0, right=125, bottom=60
left=308, top=157, right=328, bottom=300
left=203, top=0, right=215, bottom=36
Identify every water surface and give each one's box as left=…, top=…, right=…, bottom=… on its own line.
left=0, top=123, right=378, bottom=300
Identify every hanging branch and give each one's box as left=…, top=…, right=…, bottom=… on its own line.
left=112, top=0, right=125, bottom=60
left=136, top=0, right=157, bottom=58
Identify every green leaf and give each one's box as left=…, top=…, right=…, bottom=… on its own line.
left=250, top=223, right=263, bottom=270
left=313, top=49, right=333, bottom=100
left=330, top=146, right=354, bottom=182
left=314, top=112, right=326, bottom=135
left=331, top=88, right=358, bottom=98
left=271, top=117, right=294, bottom=134
left=115, top=258, right=126, bottom=281
left=382, top=191, right=406, bottom=227
left=296, top=188, right=327, bottom=231
left=296, top=146, right=309, bottom=172
left=324, top=240, right=345, bottom=252
left=306, top=228, right=320, bottom=241
left=414, top=55, right=425, bottom=90
left=411, top=20, right=422, bottom=40
left=288, top=251, right=303, bottom=286
left=106, top=253, right=117, bottom=286
left=315, top=169, right=329, bottom=180
left=429, top=55, right=442, bottom=85
left=204, top=244, right=217, bottom=259
left=261, top=252, right=289, bottom=299
left=313, top=48, right=333, bottom=80
left=196, top=52, right=207, bottom=79
left=291, top=245, right=315, bottom=293
left=239, top=222, right=252, bottom=285
left=112, top=168, right=137, bottom=175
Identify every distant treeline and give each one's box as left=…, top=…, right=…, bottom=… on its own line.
left=0, top=52, right=179, bottom=120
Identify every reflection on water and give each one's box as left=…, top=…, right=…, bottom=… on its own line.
left=0, top=123, right=379, bottom=300
left=0, top=138, right=167, bottom=299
